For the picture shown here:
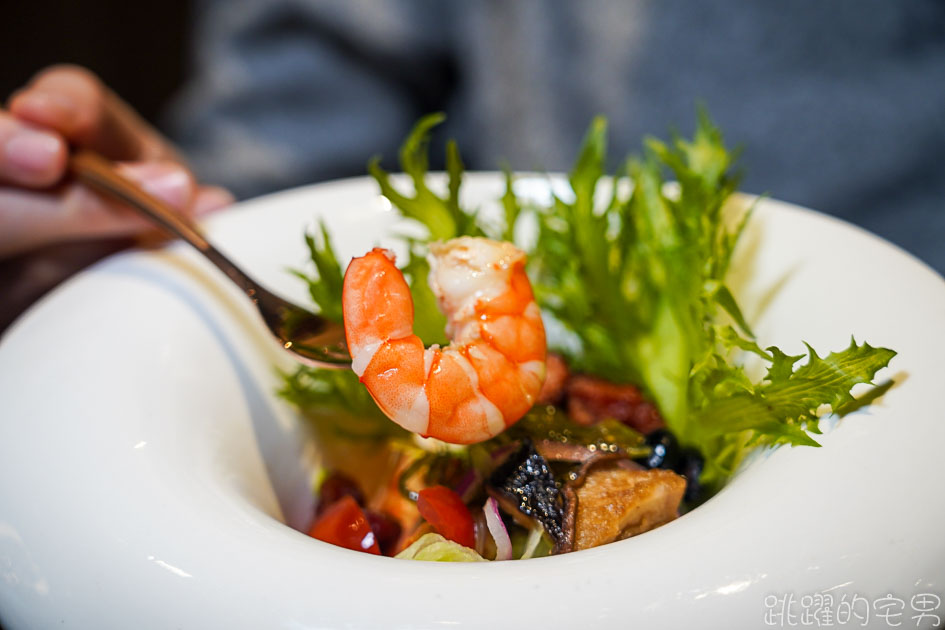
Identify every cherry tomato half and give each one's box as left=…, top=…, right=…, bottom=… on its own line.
left=308, top=495, right=380, bottom=555
left=416, top=485, right=476, bottom=549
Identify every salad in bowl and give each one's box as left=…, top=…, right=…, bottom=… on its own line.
left=280, top=112, right=895, bottom=562
left=3, top=109, right=936, bottom=630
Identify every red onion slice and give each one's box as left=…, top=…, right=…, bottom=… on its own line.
left=483, top=497, right=513, bottom=561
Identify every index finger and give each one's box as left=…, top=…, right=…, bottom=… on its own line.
left=8, top=65, right=175, bottom=162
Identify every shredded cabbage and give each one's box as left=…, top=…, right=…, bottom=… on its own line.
left=395, top=533, right=486, bottom=562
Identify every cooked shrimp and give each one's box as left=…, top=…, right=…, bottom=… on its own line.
left=342, top=236, right=546, bottom=444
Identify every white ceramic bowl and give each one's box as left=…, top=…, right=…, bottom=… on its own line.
left=1, top=174, right=943, bottom=629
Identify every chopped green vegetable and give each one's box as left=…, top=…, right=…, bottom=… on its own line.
left=395, top=533, right=486, bottom=562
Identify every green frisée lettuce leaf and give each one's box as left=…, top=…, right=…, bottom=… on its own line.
left=278, top=222, right=406, bottom=441
left=278, top=366, right=404, bottom=441
left=282, top=110, right=896, bottom=490
left=368, top=112, right=482, bottom=242
left=395, top=533, right=486, bottom=562
left=690, top=338, right=896, bottom=484
left=290, top=220, right=345, bottom=323
left=521, top=111, right=895, bottom=484
left=528, top=112, right=744, bottom=428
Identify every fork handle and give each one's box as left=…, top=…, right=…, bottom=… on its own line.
left=69, top=150, right=273, bottom=302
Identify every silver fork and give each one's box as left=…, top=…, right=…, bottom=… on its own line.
left=70, top=150, right=351, bottom=369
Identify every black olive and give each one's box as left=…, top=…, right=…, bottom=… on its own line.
left=674, top=447, right=705, bottom=503
left=636, top=429, right=680, bottom=470
left=365, top=509, right=402, bottom=556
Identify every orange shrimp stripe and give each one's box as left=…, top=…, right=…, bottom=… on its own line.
left=360, top=336, right=426, bottom=422
left=475, top=263, right=536, bottom=316
left=342, top=248, right=413, bottom=352
left=424, top=351, right=496, bottom=444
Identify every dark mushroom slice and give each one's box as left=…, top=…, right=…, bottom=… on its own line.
left=488, top=440, right=567, bottom=551
left=534, top=440, right=600, bottom=463
left=536, top=439, right=655, bottom=464
left=508, top=408, right=649, bottom=460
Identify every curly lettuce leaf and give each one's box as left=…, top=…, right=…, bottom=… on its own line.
left=526, top=112, right=895, bottom=481
left=527, top=113, right=742, bottom=432
left=278, top=365, right=404, bottom=441
left=289, top=220, right=345, bottom=324
left=368, top=112, right=481, bottom=241
left=693, top=339, right=896, bottom=483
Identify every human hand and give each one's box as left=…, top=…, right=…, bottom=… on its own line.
left=0, top=65, right=232, bottom=258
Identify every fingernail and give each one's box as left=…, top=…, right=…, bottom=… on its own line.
left=193, top=186, right=235, bottom=216
left=5, top=127, right=63, bottom=175
left=120, top=162, right=194, bottom=209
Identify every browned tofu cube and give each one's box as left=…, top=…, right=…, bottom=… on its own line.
left=573, top=465, right=685, bottom=551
